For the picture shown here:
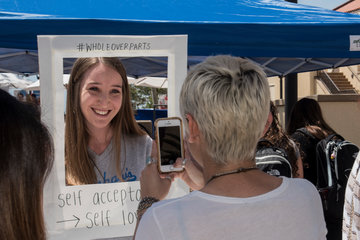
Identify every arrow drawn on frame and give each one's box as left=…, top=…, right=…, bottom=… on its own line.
left=56, top=215, right=80, bottom=227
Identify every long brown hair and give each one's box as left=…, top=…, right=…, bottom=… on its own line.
left=0, top=89, right=54, bottom=240
left=263, top=101, right=299, bottom=177
left=65, top=57, right=145, bottom=185
left=286, top=98, right=336, bottom=139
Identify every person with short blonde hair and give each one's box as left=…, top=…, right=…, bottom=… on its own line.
left=135, top=55, right=327, bottom=240
left=180, top=55, right=270, bottom=165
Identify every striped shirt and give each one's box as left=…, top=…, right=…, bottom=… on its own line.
left=343, top=152, right=360, bottom=239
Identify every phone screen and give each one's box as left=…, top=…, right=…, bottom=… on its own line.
left=158, top=125, right=182, bottom=165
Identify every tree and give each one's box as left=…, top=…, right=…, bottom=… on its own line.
left=130, top=85, right=167, bottom=109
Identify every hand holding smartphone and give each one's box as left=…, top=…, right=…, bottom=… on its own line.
left=155, top=117, right=184, bottom=173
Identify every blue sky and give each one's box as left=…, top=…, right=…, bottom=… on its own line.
left=298, top=0, right=348, bottom=10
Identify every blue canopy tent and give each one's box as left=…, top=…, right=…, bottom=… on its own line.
left=2, top=0, right=360, bottom=75
left=1, top=0, right=360, bottom=117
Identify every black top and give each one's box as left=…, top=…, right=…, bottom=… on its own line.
left=291, top=128, right=321, bottom=186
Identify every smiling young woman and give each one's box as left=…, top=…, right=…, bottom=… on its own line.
left=79, top=63, right=123, bottom=137
left=65, top=57, right=153, bottom=186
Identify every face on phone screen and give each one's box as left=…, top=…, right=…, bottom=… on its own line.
left=158, top=125, right=182, bottom=166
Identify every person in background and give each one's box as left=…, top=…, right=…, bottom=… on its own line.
left=0, top=89, right=54, bottom=240
left=260, top=101, right=303, bottom=178
left=30, top=93, right=39, bottom=105
left=17, top=91, right=24, bottom=101
left=65, top=57, right=153, bottom=186
left=342, top=98, right=360, bottom=239
left=26, top=93, right=40, bottom=114
left=286, top=98, right=336, bottom=185
left=343, top=151, right=360, bottom=239
left=25, top=93, right=31, bottom=103
left=134, top=55, right=326, bottom=240
left=287, top=97, right=339, bottom=240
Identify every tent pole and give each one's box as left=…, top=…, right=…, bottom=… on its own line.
left=284, top=0, right=298, bottom=128
left=285, top=73, right=298, bottom=127
left=279, top=76, right=283, bottom=99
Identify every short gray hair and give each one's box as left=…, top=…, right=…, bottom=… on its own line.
left=180, top=55, right=270, bottom=165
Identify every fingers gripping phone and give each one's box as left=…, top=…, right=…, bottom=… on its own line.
left=155, top=117, right=184, bottom=173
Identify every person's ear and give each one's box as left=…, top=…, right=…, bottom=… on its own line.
left=186, top=114, right=200, bottom=143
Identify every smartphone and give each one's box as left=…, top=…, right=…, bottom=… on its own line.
left=155, top=117, right=184, bottom=173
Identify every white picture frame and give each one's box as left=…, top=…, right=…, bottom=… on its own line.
left=38, top=35, right=188, bottom=239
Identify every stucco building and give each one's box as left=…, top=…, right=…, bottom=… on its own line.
left=270, top=0, right=360, bottom=145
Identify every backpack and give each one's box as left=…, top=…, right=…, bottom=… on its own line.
left=315, top=133, right=359, bottom=220
left=255, top=140, right=293, bottom=178
left=294, top=128, right=320, bottom=184
left=296, top=128, right=359, bottom=218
